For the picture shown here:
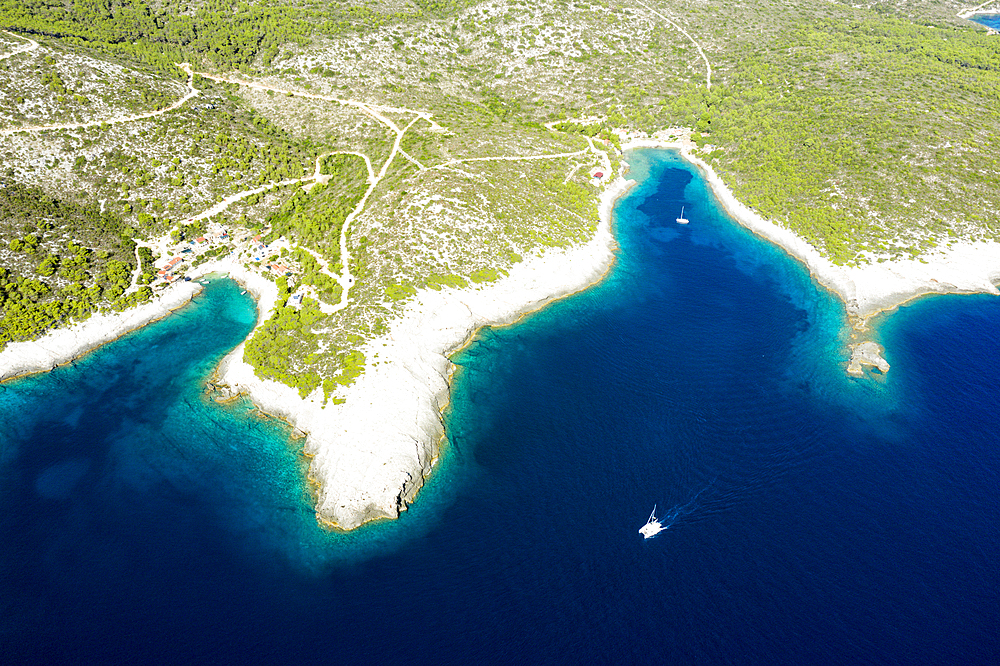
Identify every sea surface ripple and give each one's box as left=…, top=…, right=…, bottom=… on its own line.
left=1, top=150, right=997, bottom=664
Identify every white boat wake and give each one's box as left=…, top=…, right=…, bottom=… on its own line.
left=640, top=481, right=716, bottom=539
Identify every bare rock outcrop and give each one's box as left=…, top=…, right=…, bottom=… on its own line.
left=847, top=341, right=890, bottom=376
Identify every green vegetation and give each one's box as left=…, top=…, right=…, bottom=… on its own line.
left=2, top=0, right=998, bottom=396
left=243, top=283, right=366, bottom=400
left=0, top=184, right=144, bottom=348
left=291, top=248, right=342, bottom=304
left=469, top=267, right=504, bottom=283
left=0, top=0, right=308, bottom=71
left=424, top=274, right=468, bottom=290
left=703, top=16, right=1000, bottom=263
left=267, top=156, right=367, bottom=255
left=549, top=120, right=620, bottom=149
left=338, top=351, right=365, bottom=383
left=137, top=247, right=157, bottom=285
left=243, top=294, right=326, bottom=397
left=386, top=283, right=417, bottom=300
left=0, top=0, right=475, bottom=75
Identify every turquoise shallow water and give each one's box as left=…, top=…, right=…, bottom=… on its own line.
left=2, top=150, right=998, bottom=664
left=971, top=13, right=1000, bottom=29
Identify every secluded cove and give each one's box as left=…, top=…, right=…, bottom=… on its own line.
left=0, top=280, right=318, bottom=560
left=1, top=149, right=997, bottom=663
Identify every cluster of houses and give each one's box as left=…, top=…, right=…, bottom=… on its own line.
left=155, top=228, right=235, bottom=284
left=157, top=256, right=184, bottom=282
left=249, top=235, right=269, bottom=262
left=193, top=230, right=230, bottom=246
left=154, top=224, right=307, bottom=297
left=247, top=234, right=293, bottom=277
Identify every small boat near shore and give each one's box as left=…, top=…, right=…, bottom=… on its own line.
left=676, top=206, right=689, bottom=225
left=639, top=505, right=666, bottom=539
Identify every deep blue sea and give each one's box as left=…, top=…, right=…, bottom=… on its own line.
left=2, top=149, right=998, bottom=665
left=971, top=13, right=1000, bottom=30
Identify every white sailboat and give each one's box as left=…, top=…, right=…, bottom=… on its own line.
left=676, top=206, right=689, bottom=224
left=639, top=505, right=666, bottom=539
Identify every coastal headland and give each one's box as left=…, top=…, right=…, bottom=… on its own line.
left=207, top=178, right=628, bottom=529
left=5, top=138, right=1000, bottom=528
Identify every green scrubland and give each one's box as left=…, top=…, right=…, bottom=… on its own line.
left=0, top=183, right=149, bottom=346
left=1, top=0, right=997, bottom=394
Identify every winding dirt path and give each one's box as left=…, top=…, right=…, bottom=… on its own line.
left=312, top=150, right=375, bottom=186
left=634, top=0, right=712, bottom=90
left=327, top=115, right=425, bottom=312
left=189, top=176, right=311, bottom=223
left=0, top=62, right=198, bottom=136
left=1, top=43, right=610, bottom=314
left=192, top=71, right=440, bottom=311
left=586, top=136, right=612, bottom=176
left=0, top=30, right=38, bottom=62
left=182, top=149, right=376, bottom=234
left=958, top=0, right=1000, bottom=18
left=219, top=78, right=430, bottom=312
left=2, top=50, right=619, bottom=319
left=429, top=148, right=591, bottom=171
left=192, top=70, right=440, bottom=134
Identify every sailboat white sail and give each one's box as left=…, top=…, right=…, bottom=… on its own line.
left=639, top=505, right=666, bottom=539
left=676, top=206, right=689, bottom=224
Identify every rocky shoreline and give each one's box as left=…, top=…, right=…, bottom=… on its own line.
left=0, top=281, right=202, bottom=383
left=7, top=138, right=999, bottom=529
left=623, top=134, right=1000, bottom=377
left=0, top=172, right=626, bottom=531
left=209, top=178, right=629, bottom=529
